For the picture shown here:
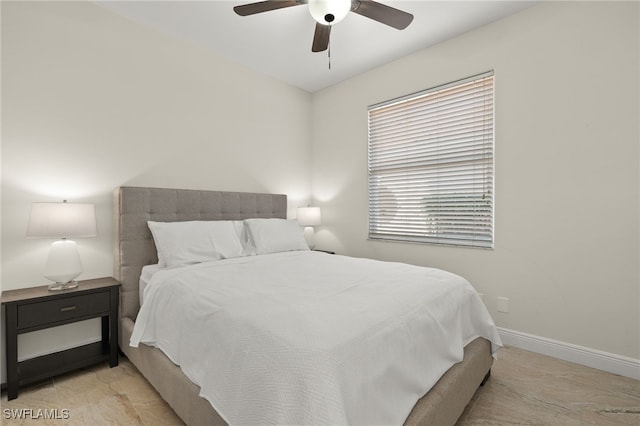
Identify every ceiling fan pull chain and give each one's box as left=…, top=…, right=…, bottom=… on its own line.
left=328, top=42, right=331, bottom=70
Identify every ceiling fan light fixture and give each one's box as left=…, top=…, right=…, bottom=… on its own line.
left=308, top=0, right=351, bottom=26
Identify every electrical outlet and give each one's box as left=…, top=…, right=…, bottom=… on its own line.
left=497, top=297, right=509, bottom=313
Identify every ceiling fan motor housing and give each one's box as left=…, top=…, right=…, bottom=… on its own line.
left=308, top=0, right=351, bottom=25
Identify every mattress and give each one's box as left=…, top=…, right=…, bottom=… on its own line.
left=130, top=251, right=501, bottom=426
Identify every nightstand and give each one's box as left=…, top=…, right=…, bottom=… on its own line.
left=1, top=277, right=120, bottom=400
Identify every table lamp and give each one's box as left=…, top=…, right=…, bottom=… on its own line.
left=26, top=201, right=97, bottom=290
left=297, top=206, right=322, bottom=249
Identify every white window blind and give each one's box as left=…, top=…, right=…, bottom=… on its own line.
left=368, top=72, right=494, bottom=248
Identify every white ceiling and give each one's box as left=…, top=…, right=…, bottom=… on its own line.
left=96, top=1, right=538, bottom=92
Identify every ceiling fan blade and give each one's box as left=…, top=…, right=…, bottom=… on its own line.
left=351, top=0, right=414, bottom=30
left=312, top=23, right=331, bottom=52
left=234, top=0, right=303, bottom=16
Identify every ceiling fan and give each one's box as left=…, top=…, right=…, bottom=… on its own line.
left=233, top=0, right=414, bottom=53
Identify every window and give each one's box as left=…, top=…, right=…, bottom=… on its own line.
left=367, top=72, right=494, bottom=248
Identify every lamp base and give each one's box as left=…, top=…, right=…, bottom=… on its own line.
left=303, top=226, right=316, bottom=249
left=48, top=280, right=79, bottom=291
left=43, top=240, right=83, bottom=289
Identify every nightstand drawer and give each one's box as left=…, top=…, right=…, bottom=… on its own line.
left=17, top=292, right=110, bottom=330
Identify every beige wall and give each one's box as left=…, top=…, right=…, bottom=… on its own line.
left=311, top=1, right=639, bottom=359
left=0, top=1, right=311, bottom=380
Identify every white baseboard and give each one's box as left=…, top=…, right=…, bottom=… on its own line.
left=497, top=327, right=640, bottom=380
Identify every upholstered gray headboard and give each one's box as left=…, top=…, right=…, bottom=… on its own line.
left=114, top=186, right=287, bottom=319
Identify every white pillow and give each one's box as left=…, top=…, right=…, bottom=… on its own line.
left=233, top=220, right=256, bottom=256
left=147, top=221, right=245, bottom=267
left=148, top=221, right=219, bottom=268
left=209, top=221, right=245, bottom=259
left=244, top=218, right=309, bottom=255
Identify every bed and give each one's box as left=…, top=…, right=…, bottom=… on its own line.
left=114, top=186, right=501, bottom=425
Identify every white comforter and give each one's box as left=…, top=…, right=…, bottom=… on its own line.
left=130, top=251, right=501, bottom=426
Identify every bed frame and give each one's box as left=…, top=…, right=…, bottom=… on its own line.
left=114, top=186, right=493, bottom=425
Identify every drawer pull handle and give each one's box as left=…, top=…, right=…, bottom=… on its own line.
left=60, top=306, right=77, bottom=312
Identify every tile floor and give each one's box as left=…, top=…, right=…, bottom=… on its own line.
left=1, top=346, right=638, bottom=425
left=457, top=347, right=639, bottom=425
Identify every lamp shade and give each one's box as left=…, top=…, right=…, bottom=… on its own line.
left=27, top=202, right=97, bottom=238
left=297, top=206, right=322, bottom=227
left=308, top=0, right=351, bottom=25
